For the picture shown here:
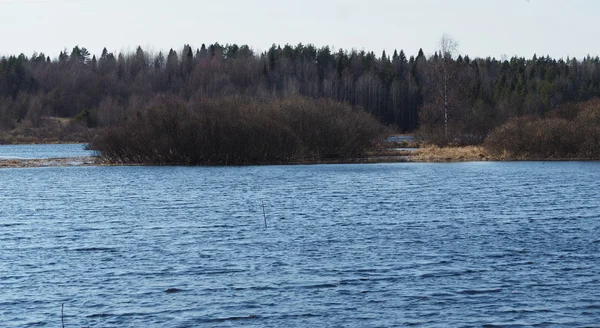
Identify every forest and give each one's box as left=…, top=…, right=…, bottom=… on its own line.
left=1, top=41, right=600, bottom=160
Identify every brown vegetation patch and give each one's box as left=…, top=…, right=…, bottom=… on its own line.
left=0, top=116, right=93, bottom=144
left=411, top=145, right=490, bottom=162
left=484, top=99, right=600, bottom=160
left=0, top=157, right=97, bottom=168
left=90, top=96, right=390, bottom=165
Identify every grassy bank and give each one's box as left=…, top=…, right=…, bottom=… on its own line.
left=410, top=146, right=490, bottom=162
left=0, top=157, right=98, bottom=168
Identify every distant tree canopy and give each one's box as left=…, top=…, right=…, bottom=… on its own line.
left=1, top=42, right=600, bottom=142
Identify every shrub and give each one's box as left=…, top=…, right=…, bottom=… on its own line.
left=89, top=96, right=389, bottom=165
left=484, top=99, right=600, bottom=159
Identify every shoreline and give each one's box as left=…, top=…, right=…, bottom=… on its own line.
left=0, top=157, right=98, bottom=169
left=1, top=147, right=598, bottom=169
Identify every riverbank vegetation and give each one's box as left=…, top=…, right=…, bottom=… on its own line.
left=0, top=117, right=91, bottom=144
left=485, top=99, right=600, bottom=159
left=411, top=145, right=489, bottom=162
left=2, top=40, right=600, bottom=161
left=89, top=96, right=388, bottom=165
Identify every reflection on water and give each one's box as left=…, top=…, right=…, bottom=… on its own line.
left=1, top=162, right=600, bottom=327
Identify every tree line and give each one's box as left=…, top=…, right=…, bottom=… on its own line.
left=1, top=41, right=600, bottom=143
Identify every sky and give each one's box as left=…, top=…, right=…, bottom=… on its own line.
left=0, top=0, right=598, bottom=60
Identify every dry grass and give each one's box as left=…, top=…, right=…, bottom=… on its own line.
left=0, top=157, right=98, bottom=168
left=411, top=145, right=491, bottom=162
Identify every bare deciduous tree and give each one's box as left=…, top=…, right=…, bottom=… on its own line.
left=438, top=34, right=459, bottom=139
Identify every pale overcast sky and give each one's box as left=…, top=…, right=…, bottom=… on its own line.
left=0, top=0, right=597, bottom=60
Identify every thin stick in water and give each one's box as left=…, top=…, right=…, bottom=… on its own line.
left=262, top=201, right=267, bottom=228
left=61, top=303, right=65, bottom=328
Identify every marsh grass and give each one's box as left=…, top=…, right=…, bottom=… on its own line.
left=412, top=145, right=489, bottom=162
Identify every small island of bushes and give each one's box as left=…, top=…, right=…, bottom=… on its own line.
left=88, top=96, right=389, bottom=165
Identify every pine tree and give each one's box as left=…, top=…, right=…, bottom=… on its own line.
left=199, top=44, right=208, bottom=59
left=91, top=55, right=97, bottom=71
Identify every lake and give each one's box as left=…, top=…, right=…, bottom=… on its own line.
left=0, top=143, right=96, bottom=160
left=1, top=147, right=600, bottom=327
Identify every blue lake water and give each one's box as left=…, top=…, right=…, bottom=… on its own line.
left=385, top=135, right=416, bottom=143
left=1, top=157, right=600, bottom=327
left=0, top=144, right=96, bottom=159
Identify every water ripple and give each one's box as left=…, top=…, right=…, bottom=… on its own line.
left=1, top=161, right=600, bottom=327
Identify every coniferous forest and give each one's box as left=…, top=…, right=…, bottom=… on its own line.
left=1, top=42, right=600, bottom=161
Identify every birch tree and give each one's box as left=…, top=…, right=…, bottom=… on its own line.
left=439, top=34, right=459, bottom=139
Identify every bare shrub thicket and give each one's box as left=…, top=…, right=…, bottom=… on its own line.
left=485, top=99, right=600, bottom=159
left=90, top=96, right=389, bottom=165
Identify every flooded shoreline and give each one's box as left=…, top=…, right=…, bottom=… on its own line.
left=0, top=156, right=98, bottom=168
left=1, top=143, right=597, bottom=169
